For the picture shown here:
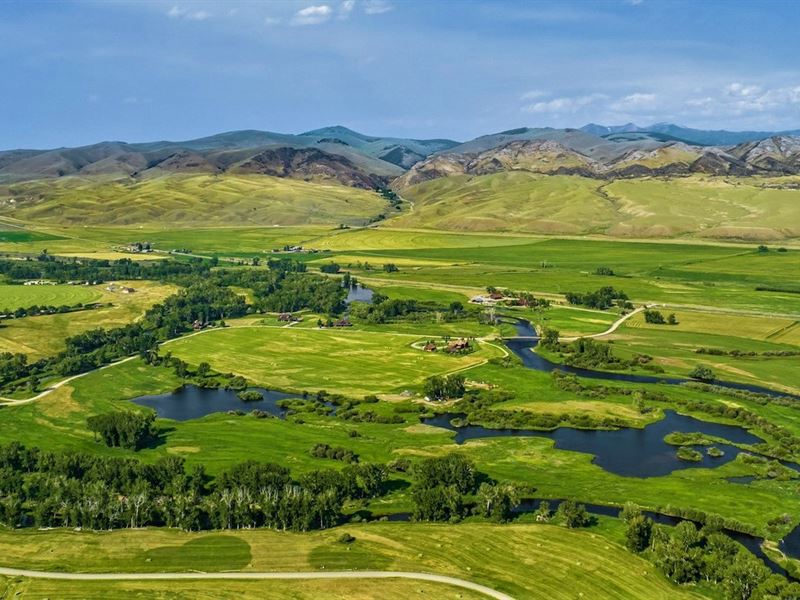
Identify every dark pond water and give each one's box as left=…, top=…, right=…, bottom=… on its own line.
left=345, top=284, right=373, bottom=304
left=507, top=319, right=799, bottom=400
left=423, top=409, right=761, bottom=477
left=727, top=475, right=758, bottom=484
left=131, top=385, right=301, bottom=421
left=780, top=527, right=800, bottom=561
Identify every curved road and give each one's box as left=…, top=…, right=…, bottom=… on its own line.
left=558, top=304, right=650, bottom=342
left=0, top=325, right=504, bottom=405
left=0, top=567, right=514, bottom=599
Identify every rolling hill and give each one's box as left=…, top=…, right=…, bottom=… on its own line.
left=581, top=122, right=800, bottom=146
left=1, top=124, right=800, bottom=238
left=0, top=174, right=389, bottom=227
left=390, top=173, right=800, bottom=240
left=0, top=127, right=458, bottom=188
left=394, top=131, right=800, bottom=187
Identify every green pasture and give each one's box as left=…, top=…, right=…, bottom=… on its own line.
left=605, top=309, right=800, bottom=395
left=165, top=325, right=503, bottom=396
left=329, top=237, right=800, bottom=315
left=0, top=283, right=102, bottom=310
left=0, top=522, right=704, bottom=600
left=3, top=344, right=800, bottom=535
left=0, top=281, right=177, bottom=358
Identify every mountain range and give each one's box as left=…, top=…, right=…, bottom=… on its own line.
left=2, top=123, right=800, bottom=190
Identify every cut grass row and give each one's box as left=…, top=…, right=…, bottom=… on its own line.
left=0, top=522, right=706, bottom=599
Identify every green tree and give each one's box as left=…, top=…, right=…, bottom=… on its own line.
left=556, top=499, right=590, bottom=528
left=540, top=328, right=560, bottom=350
left=625, top=515, right=653, bottom=552
left=689, top=364, right=715, bottom=382
left=723, top=551, right=769, bottom=600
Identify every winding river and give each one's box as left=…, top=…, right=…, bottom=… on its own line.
left=506, top=319, right=799, bottom=400
left=416, top=317, right=800, bottom=568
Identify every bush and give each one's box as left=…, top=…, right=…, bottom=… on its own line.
left=237, top=390, right=264, bottom=402
left=87, top=411, right=156, bottom=450
left=644, top=309, right=666, bottom=324
left=688, top=365, right=715, bottom=382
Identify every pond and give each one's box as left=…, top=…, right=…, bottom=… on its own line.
left=131, top=385, right=301, bottom=421
left=345, top=284, right=373, bottom=304
left=507, top=319, right=799, bottom=400
left=423, top=409, right=763, bottom=478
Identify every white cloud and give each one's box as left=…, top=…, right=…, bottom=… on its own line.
left=339, top=0, right=355, bottom=18
left=725, top=83, right=762, bottom=98
left=364, top=0, right=392, bottom=15
left=166, top=6, right=211, bottom=22
left=264, top=16, right=281, bottom=26
left=520, top=90, right=547, bottom=100
left=523, top=94, right=607, bottom=114
left=292, top=5, right=333, bottom=25
left=187, top=10, right=210, bottom=21
left=610, top=92, right=657, bottom=111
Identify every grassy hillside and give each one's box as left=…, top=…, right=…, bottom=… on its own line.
left=0, top=523, right=705, bottom=600
left=394, top=173, right=800, bottom=240
left=0, top=174, right=387, bottom=227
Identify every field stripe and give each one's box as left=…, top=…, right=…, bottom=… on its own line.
left=0, top=567, right=514, bottom=600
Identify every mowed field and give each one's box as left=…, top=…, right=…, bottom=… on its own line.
left=326, top=236, right=800, bottom=315
left=607, top=309, right=800, bottom=395
left=0, top=579, right=487, bottom=600
left=0, top=281, right=177, bottom=358
left=0, top=174, right=387, bottom=227
left=393, top=173, right=800, bottom=240
left=0, top=282, right=102, bottom=310
left=0, top=522, right=704, bottom=600
left=166, top=325, right=503, bottom=396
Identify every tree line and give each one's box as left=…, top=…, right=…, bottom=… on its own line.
left=0, top=255, right=210, bottom=284
left=1, top=264, right=347, bottom=395
left=565, top=286, right=632, bottom=310
left=622, top=504, right=799, bottom=600
left=0, top=443, right=387, bottom=532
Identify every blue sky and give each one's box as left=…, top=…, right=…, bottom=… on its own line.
left=1, top=0, right=799, bottom=148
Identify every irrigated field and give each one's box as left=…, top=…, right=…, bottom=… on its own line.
left=2, top=173, right=800, bottom=599
left=324, top=236, right=800, bottom=315
left=0, top=281, right=177, bottom=358
left=0, top=283, right=102, bottom=310
left=0, top=522, right=704, bottom=600
left=166, top=325, right=503, bottom=396
left=605, top=309, right=800, bottom=395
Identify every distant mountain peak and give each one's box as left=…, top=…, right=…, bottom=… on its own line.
left=301, top=125, right=377, bottom=142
